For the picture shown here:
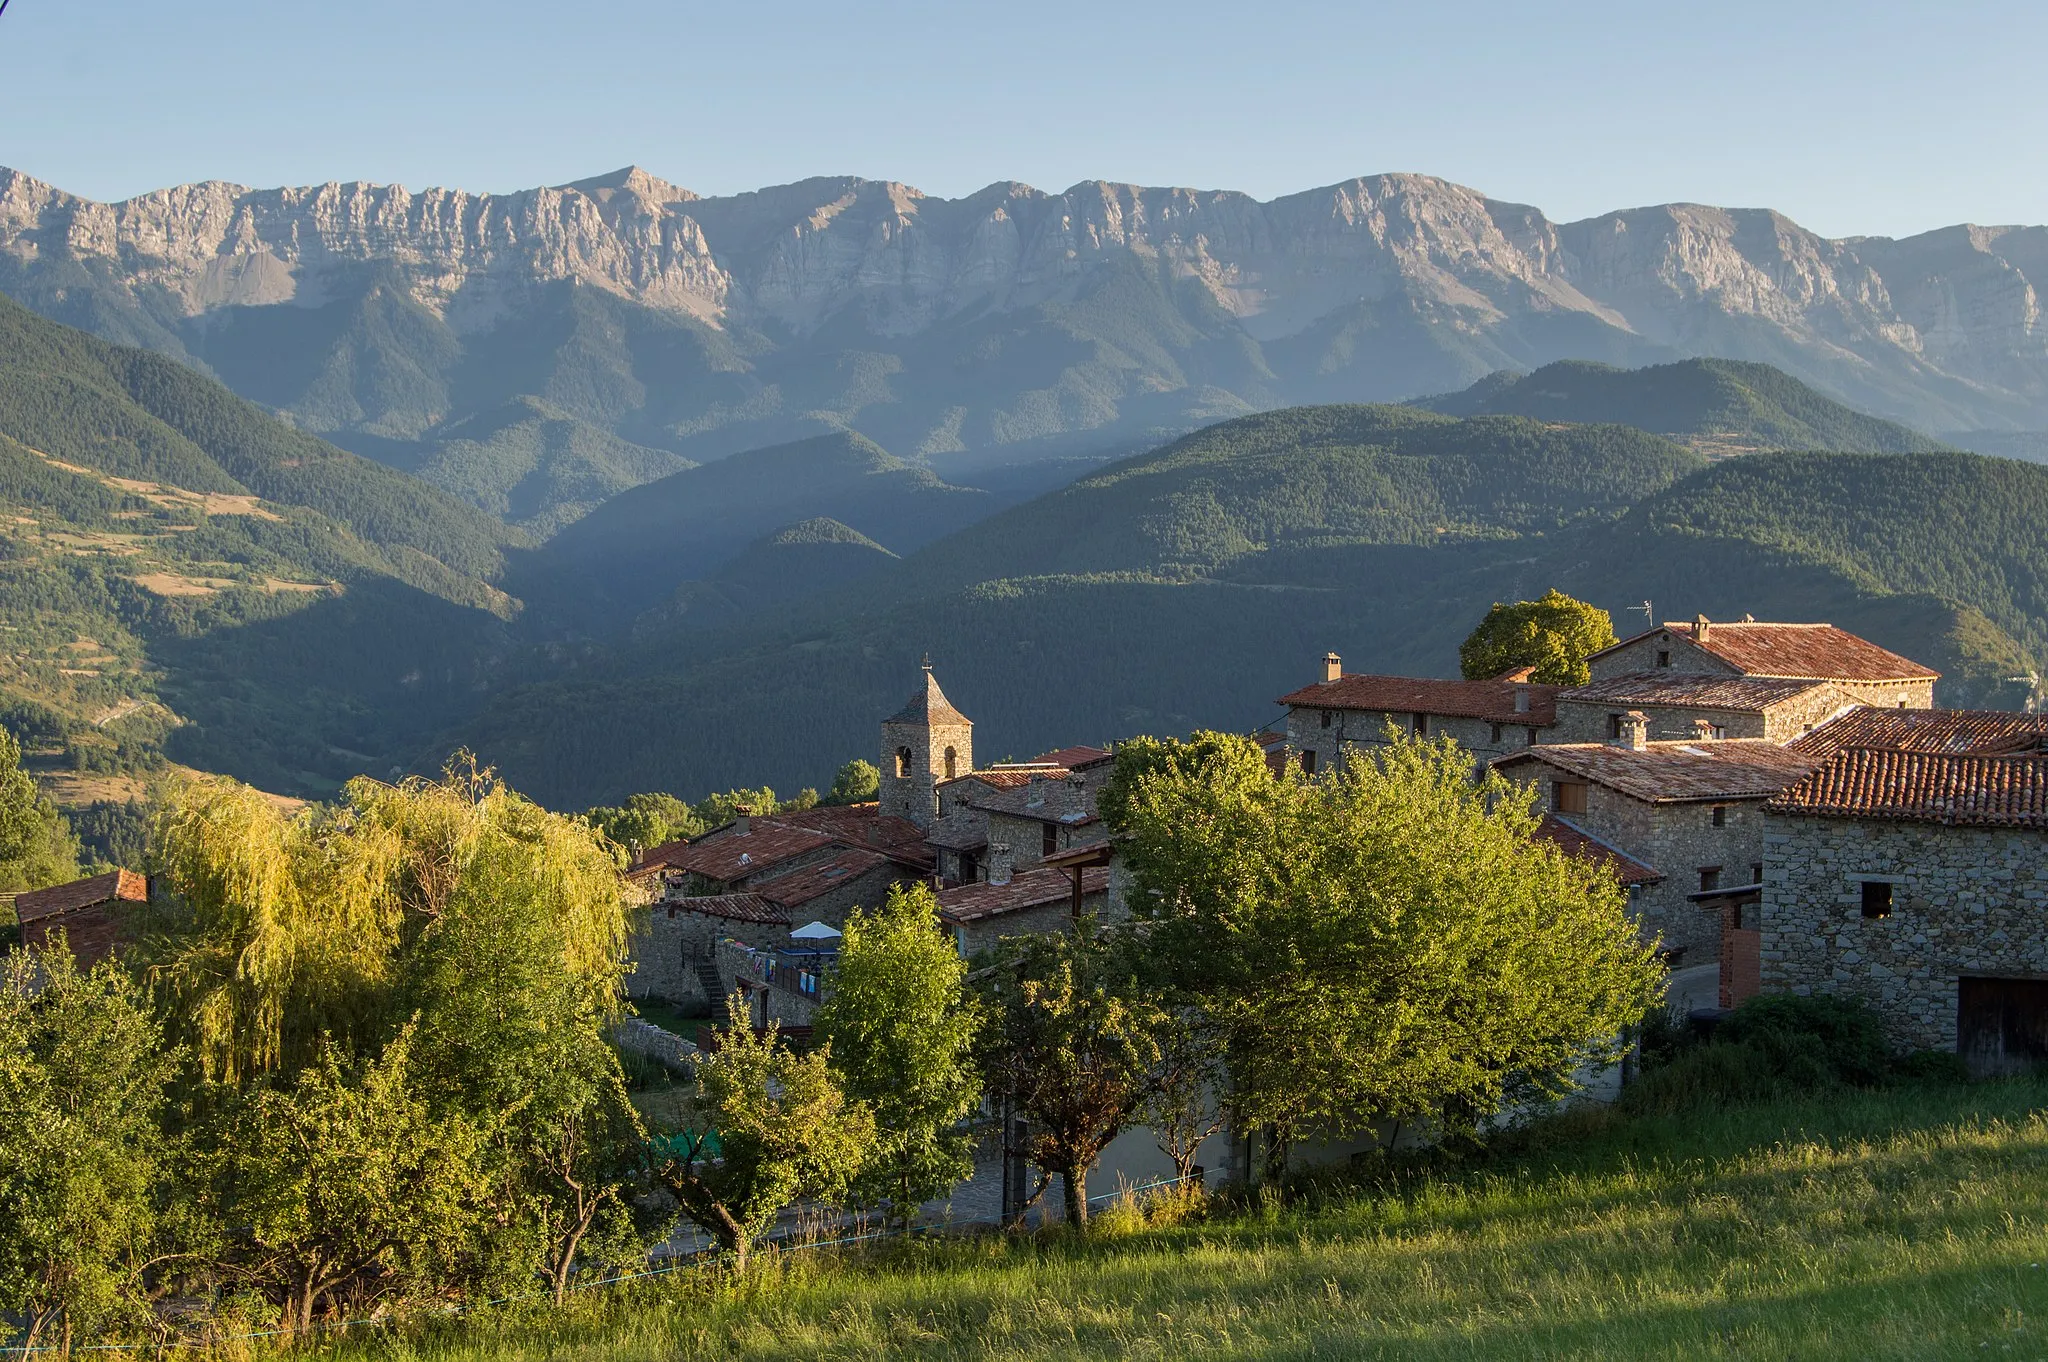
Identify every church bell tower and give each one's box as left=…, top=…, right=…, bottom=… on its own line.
left=879, top=656, right=973, bottom=828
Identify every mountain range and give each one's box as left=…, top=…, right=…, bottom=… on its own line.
left=5, top=165, right=2047, bottom=534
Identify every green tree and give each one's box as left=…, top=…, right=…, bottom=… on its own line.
left=972, top=930, right=1165, bottom=1227
left=822, top=759, right=880, bottom=807
left=1458, top=589, right=1617, bottom=686
left=1101, top=730, right=1661, bottom=1167
left=692, top=787, right=782, bottom=829
left=814, top=884, right=981, bottom=1226
left=583, top=792, right=701, bottom=860
left=0, top=944, right=172, bottom=1352
left=648, top=999, right=874, bottom=1272
left=0, top=728, right=80, bottom=895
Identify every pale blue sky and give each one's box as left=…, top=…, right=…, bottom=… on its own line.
left=3, top=0, right=2041, bottom=239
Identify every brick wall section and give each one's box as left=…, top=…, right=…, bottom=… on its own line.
left=1721, top=913, right=1762, bottom=1007
left=1761, top=815, right=2048, bottom=1051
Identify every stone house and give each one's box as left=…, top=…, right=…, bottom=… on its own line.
left=1789, top=707, right=2048, bottom=760
left=12, top=869, right=149, bottom=968
left=1759, top=745, right=2048, bottom=1069
left=627, top=891, right=789, bottom=1004
left=1278, top=652, right=1559, bottom=773
left=752, top=847, right=905, bottom=930
left=1492, top=717, right=1820, bottom=959
left=1551, top=673, right=1855, bottom=745
left=1583, top=617, right=1939, bottom=711
left=937, top=852, right=1111, bottom=957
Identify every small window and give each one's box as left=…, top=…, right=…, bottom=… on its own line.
left=1730, top=903, right=1744, bottom=930
left=1413, top=713, right=1428, bottom=737
left=1656, top=650, right=1671, bottom=668
left=1553, top=780, right=1588, bottom=815
left=1490, top=723, right=1503, bottom=744
left=1750, top=862, right=1763, bottom=885
left=943, top=746, right=958, bottom=780
left=1860, top=880, right=1893, bottom=918
left=1042, top=822, right=1058, bottom=858
left=895, top=746, right=913, bottom=778
left=1607, top=713, right=1624, bottom=740
left=1524, top=726, right=1538, bottom=746
left=1301, top=748, right=1317, bottom=775
left=959, top=851, right=978, bottom=884
left=1321, top=709, right=1332, bottom=729
left=1699, top=867, right=1722, bottom=893
left=1711, top=805, right=1727, bottom=827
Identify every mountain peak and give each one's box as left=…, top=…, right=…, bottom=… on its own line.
left=560, top=165, right=697, bottom=204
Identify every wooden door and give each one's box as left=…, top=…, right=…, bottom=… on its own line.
left=1957, top=977, right=2048, bottom=1076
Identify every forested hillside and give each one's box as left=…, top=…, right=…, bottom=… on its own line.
left=1416, top=359, right=1952, bottom=456
left=0, top=295, right=526, bottom=797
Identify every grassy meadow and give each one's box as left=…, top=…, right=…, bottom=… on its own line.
left=297, top=1077, right=2048, bottom=1362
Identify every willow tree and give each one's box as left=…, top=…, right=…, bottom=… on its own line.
left=1101, top=730, right=1662, bottom=1163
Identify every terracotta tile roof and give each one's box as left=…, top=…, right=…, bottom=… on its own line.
left=940, top=767, right=1066, bottom=791
left=660, top=892, right=788, bottom=925
left=14, top=869, right=148, bottom=924
left=626, top=837, right=693, bottom=878
left=1494, top=740, right=1820, bottom=803
left=663, top=820, right=837, bottom=883
left=1532, top=816, right=1663, bottom=886
left=1766, top=749, right=2048, bottom=828
left=1596, top=621, right=1938, bottom=682
left=772, top=804, right=932, bottom=860
left=1789, top=708, right=2048, bottom=759
left=886, top=670, right=972, bottom=726
left=1277, top=674, right=1560, bottom=725
left=1033, top=745, right=1112, bottom=770
left=1560, top=672, right=1835, bottom=711
left=937, top=865, right=1110, bottom=925
left=755, top=848, right=894, bottom=908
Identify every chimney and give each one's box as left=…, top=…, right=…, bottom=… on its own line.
left=1692, top=717, right=1718, bottom=742
left=1026, top=779, right=1045, bottom=808
left=1615, top=710, right=1649, bottom=752
left=734, top=807, right=752, bottom=835
left=1693, top=614, right=1712, bottom=642
left=1322, top=652, right=1342, bottom=684
left=1514, top=685, right=1532, bottom=715
left=987, top=843, right=1013, bottom=886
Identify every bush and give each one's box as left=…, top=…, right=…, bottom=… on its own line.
left=1622, top=993, right=1896, bottom=1116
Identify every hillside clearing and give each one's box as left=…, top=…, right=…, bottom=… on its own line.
left=300, top=1080, right=2048, bottom=1362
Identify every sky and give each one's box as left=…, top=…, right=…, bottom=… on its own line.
left=3, top=0, right=2043, bottom=240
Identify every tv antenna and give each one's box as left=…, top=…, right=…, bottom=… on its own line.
left=2007, top=670, right=2044, bottom=715
left=1632, top=601, right=1654, bottom=626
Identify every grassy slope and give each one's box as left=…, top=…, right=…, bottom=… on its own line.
left=318, top=1079, right=2048, bottom=1361
left=1419, top=358, right=1954, bottom=455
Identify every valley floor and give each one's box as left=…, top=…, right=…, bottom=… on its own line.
left=304, top=1079, right=2048, bottom=1361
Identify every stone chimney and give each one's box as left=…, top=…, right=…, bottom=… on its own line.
left=1026, top=779, right=1046, bottom=808
left=1692, top=717, right=1718, bottom=742
left=1615, top=710, right=1649, bottom=751
left=987, top=843, right=1013, bottom=886
left=734, top=807, right=752, bottom=835
left=1514, top=685, right=1532, bottom=714
left=1693, top=614, right=1712, bottom=642
left=1322, top=652, right=1343, bottom=684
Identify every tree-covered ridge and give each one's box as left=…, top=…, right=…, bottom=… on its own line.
left=900, top=404, right=1704, bottom=585
left=1416, top=359, right=1953, bottom=455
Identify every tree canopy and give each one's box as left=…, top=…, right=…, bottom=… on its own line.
left=1458, top=589, right=1617, bottom=686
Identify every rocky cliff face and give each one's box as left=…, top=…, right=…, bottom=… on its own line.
left=2, top=163, right=2042, bottom=491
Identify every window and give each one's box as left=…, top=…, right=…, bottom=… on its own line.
left=1042, top=822, right=1058, bottom=858
left=1861, top=880, right=1893, bottom=918
left=1656, top=650, right=1671, bottom=668
left=1750, top=862, right=1764, bottom=885
left=1413, top=713, right=1428, bottom=737
left=1321, top=709, right=1332, bottom=729
left=895, top=746, right=913, bottom=778
left=1730, top=903, right=1745, bottom=929
left=1711, top=805, right=1727, bottom=827
left=1490, top=723, right=1503, bottom=744
left=959, top=851, right=978, bottom=884
left=943, top=745, right=958, bottom=780
left=1525, top=726, right=1539, bottom=746
left=1607, top=713, right=1624, bottom=740
left=1553, top=780, right=1588, bottom=815
left=1699, top=867, right=1722, bottom=892
left=1301, top=748, right=1317, bottom=775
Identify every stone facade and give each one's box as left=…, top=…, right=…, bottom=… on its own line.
left=879, top=667, right=974, bottom=829
left=759, top=856, right=908, bottom=931
left=1590, top=622, right=1938, bottom=711
left=1761, top=815, right=2048, bottom=1052
left=1286, top=707, right=1544, bottom=772
left=626, top=893, right=789, bottom=1003
left=1550, top=683, right=1854, bottom=746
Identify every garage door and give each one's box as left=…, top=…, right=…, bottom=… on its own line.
left=1957, top=977, right=2048, bottom=1077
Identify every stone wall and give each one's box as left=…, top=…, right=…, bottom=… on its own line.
left=1589, top=633, right=1740, bottom=681
left=1761, top=814, right=2048, bottom=1051
left=1550, top=688, right=1856, bottom=745
left=768, top=862, right=910, bottom=931
left=1285, top=708, right=1544, bottom=774
left=626, top=903, right=787, bottom=1002
left=953, top=889, right=1107, bottom=958
left=985, top=810, right=1104, bottom=873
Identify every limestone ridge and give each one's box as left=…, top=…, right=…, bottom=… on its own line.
left=3, top=166, right=2045, bottom=437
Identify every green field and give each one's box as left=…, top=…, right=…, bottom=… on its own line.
left=303, top=1078, right=2048, bottom=1361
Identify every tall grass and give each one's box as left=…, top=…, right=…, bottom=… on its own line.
left=304, top=1079, right=2048, bottom=1361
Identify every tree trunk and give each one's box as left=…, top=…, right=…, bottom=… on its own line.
left=1062, top=1165, right=1088, bottom=1227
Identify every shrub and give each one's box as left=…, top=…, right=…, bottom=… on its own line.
left=1622, top=993, right=1895, bottom=1116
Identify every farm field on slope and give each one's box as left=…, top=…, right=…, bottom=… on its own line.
left=314, top=1080, right=2048, bottom=1361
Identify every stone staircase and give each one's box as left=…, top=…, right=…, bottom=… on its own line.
left=693, top=958, right=728, bottom=1007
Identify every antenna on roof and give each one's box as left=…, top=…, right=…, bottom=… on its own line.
left=921, top=651, right=932, bottom=672
left=2007, top=670, right=2044, bottom=715
left=1632, top=601, right=1654, bottom=626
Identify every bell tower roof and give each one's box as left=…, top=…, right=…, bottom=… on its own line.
left=886, top=662, right=971, bottom=727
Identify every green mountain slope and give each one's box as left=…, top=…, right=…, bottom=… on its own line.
left=0, top=295, right=526, bottom=796
left=633, top=518, right=899, bottom=635
left=1415, top=359, right=1952, bottom=456
left=450, top=414, right=2047, bottom=807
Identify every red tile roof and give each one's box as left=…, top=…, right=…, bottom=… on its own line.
left=772, top=804, right=932, bottom=861
left=1766, top=749, right=2048, bottom=828
left=755, top=848, right=894, bottom=908
left=1597, top=621, right=1938, bottom=682
left=1561, top=673, right=1835, bottom=711
left=1790, top=708, right=2048, bottom=759
left=940, top=767, right=1066, bottom=791
left=1278, top=674, right=1560, bottom=725
left=662, top=820, right=838, bottom=883
left=626, top=837, right=693, bottom=878
left=1495, top=740, right=1820, bottom=803
left=1532, top=816, right=1663, bottom=886
left=14, top=869, right=148, bottom=924
left=1033, top=745, right=1111, bottom=770
left=937, top=865, right=1110, bottom=925
left=660, top=892, right=788, bottom=925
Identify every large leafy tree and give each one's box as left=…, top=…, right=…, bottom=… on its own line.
left=972, top=930, right=1165, bottom=1227
left=0, top=728, right=80, bottom=895
left=822, top=759, right=880, bottom=807
left=1101, top=730, right=1662, bottom=1168
left=1458, top=589, right=1617, bottom=686
left=648, top=1000, right=874, bottom=1272
left=813, top=883, right=981, bottom=1226
left=0, top=945, right=172, bottom=1352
